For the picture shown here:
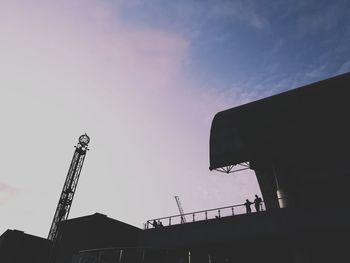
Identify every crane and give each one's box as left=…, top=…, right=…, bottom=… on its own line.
left=174, top=196, right=186, bottom=223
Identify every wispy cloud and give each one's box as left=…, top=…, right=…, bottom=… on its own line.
left=304, top=64, right=328, bottom=79
left=0, top=182, right=17, bottom=205
left=208, top=0, right=270, bottom=30
left=296, top=2, right=344, bottom=34
left=337, top=61, right=350, bottom=75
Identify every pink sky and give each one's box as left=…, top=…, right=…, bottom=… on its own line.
left=0, top=0, right=261, bottom=237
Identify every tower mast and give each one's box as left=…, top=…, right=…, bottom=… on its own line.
left=48, top=134, right=90, bottom=241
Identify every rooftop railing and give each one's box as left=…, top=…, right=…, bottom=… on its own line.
left=145, top=201, right=266, bottom=229
left=74, top=247, right=193, bottom=263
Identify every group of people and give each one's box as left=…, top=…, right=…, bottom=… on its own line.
left=244, top=194, right=263, bottom=213
left=152, top=219, right=164, bottom=228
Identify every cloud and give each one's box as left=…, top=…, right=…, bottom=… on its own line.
left=0, top=182, right=17, bottom=205
left=1, top=0, right=190, bottom=93
left=208, top=0, right=270, bottom=30
left=296, top=3, right=343, bottom=34
left=337, top=61, right=350, bottom=75
left=304, top=64, right=328, bottom=79
left=0, top=183, right=16, bottom=192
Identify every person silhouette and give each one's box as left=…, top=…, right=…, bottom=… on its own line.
left=244, top=199, right=253, bottom=213
left=254, top=194, right=262, bottom=212
left=152, top=220, right=158, bottom=228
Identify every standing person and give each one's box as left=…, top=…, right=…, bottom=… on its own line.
left=152, top=220, right=158, bottom=228
left=254, top=194, right=262, bottom=212
left=244, top=199, right=253, bottom=213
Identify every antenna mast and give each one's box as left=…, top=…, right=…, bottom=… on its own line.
left=175, top=196, right=186, bottom=223
left=48, top=134, right=90, bottom=241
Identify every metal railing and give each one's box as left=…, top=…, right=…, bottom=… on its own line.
left=73, top=247, right=189, bottom=263
left=145, top=201, right=266, bottom=229
left=73, top=247, right=146, bottom=263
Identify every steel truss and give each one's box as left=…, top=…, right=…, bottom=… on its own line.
left=48, top=134, right=90, bottom=241
left=213, top=162, right=250, bottom=174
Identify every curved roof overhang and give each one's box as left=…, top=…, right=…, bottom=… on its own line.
left=209, top=72, right=350, bottom=171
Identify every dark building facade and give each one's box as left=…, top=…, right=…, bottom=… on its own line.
left=72, top=208, right=350, bottom=263
left=210, top=72, right=350, bottom=211
left=55, top=213, right=141, bottom=263
left=0, top=229, right=51, bottom=263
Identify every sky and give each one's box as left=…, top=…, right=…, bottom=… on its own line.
left=1, top=0, right=350, bottom=238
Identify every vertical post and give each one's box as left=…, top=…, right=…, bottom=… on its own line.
left=205, top=211, right=208, bottom=220
left=272, top=164, right=280, bottom=190
left=142, top=249, right=145, bottom=263
left=119, top=250, right=123, bottom=263
left=192, top=213, right=195, bottom=222
left=218, top=209, right=221, bottom=218
left=231, top=207, right=234, bottom=216
left=273, top=163, right=288, bottom=208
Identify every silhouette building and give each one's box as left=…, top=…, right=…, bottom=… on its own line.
left=1, top=72, right=350, bottom=263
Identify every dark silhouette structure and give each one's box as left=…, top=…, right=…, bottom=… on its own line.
left=2, top=73, right=350, bottom=262
left=48, top=134, right=90, bottom=242
left=207, top=72, right=350, bottom=261
left=210, top=72, right=350, bottom=212
left=0, top=230, right=51, bottom=262
left=55, top=213, right=141, bottom=263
